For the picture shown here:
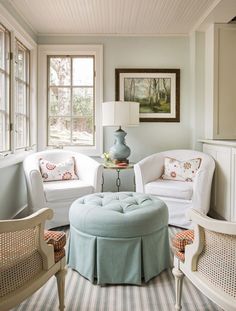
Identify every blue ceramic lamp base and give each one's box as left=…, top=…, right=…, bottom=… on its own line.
left=109, top=127, right=131, bottom=162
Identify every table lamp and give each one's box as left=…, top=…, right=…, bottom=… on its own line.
left=102, top=101, right=139, bottom=163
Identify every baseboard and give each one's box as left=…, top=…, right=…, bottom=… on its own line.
left=13, top=204, right=30, bottom=219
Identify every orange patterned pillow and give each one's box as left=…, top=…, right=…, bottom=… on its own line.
left=162, top=157, right=201, bottom=182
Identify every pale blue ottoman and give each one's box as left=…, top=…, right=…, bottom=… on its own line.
left=67, top=192, right=170, bottom=285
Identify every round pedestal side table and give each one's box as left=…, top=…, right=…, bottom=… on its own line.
left=102, top=162, right=135, bottom=192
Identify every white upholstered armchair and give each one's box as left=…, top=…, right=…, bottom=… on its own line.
left=134, top=150, right=215, bottom=228
left=23, top=150, right=103, bottom=228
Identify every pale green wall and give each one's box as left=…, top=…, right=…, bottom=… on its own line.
left=189, top=31, right=205, bottom=151
left=0, top=3, right=205, bottom=210
left=38, top=35, right=192, bottom=191
left=0, top=164, right=27, bottom=219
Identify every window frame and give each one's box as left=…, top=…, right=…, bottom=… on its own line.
left=38, top=44, right=103, bottom=156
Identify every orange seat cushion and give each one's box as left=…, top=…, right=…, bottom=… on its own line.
left=54, top=248, right=66, bottom=263
left=44, top=230, right=66, bottom=262
left=172, top=229, right=194, bottom=252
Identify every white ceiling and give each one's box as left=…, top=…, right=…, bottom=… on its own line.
left=4, top=0, right=236, bottom=36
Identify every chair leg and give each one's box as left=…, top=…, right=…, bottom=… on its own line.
left=56, top=268, right=67, bottom=311
left=172, top=267, right=184, bottom=311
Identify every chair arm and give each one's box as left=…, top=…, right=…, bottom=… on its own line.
left=134, top=153, right=164, bottom=192
left=29, top=170, right=46, bottom=210
left=0, top=208, right=55, bottom=269
left=192, top=165, right=214, bottom=215
left=189, top=209, right=236, bottom=235
left=23, top=156, right=46, bottom=210
left=74, top=155, right=103, bottom=192
left=0, top=208, right=53, bottom=233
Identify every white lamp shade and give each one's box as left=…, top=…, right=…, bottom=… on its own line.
left=102, top=101, right=140, bottom=127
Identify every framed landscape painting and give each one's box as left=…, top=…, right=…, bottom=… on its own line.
left=115, top=68, right=180, bottom=122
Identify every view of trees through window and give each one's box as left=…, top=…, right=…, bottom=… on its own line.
left=48, top=56, right=94, bottom=146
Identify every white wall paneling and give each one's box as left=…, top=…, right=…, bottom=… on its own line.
left=201, top=140, right=236, bottom=221
left=205, top=24, right=236, bottom=139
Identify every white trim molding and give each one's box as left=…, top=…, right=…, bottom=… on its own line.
left=0, top=3, right=37, bottom=49
left=38, top=44, right=103, bottom=156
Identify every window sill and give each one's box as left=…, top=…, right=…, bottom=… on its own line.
left=0, top=150, right=34, bottom=169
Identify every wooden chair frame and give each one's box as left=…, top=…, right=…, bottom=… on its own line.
left=172, top=209, right=236, bottom=311
left=0, top=208, right=66, bottom=311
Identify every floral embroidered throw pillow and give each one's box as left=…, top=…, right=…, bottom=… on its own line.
left=162, top=157, right=201, bottom=182
left=39, top=157, right=78, bottom=182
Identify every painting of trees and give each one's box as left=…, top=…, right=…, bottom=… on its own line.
left=124, top=77, right=171, bottom=113
left=116, top=68, right=180, bottom=122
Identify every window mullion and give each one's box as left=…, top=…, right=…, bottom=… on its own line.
left=70, top=56, right=73, bottom=145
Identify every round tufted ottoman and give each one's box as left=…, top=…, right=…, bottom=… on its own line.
left=67, top=192, right=170, bottom=285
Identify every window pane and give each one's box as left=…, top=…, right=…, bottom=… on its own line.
left=15, top=115, right=27, bottom=148
left=0, top=73, right=10, bottom=112
left=0, top=72, right=5, bottom=110
left=50, top=57, right=70, bottom=86
left=0, top=112, right=9, bottom=152
left=72, top=117, right=93, bottom=145
left=49, top=87, right=71, bottom=116
left=5, top=30, right=10, bottom=74
left=48, top=117, right=71, bottom=145
left=0, top=113, right=4, bottom=151
left=47, top=55, right=95, bottom=147
left=15, top=82, right=26, bottom=114
left=72, top=87, right=93, bottom=116
left=0, top=30, right=4, bottom=69
left=73, top=57, right=93, bottom=86
left=16, top=44, right=26, bottom=80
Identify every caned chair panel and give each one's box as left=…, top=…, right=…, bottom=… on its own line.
left=197, top=230, right=236, bottom=299
left=0, top=208, right=66, bottom=311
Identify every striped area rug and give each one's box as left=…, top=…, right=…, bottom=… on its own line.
left=12, top=226, right=222, bottom=311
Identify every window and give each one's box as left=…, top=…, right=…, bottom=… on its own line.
left=0, top=17, right=36, bottom=166
left=0, top=24, right=31, bottom=155
left=38, top=44, right=102, bottom=156
left=47, top=56, right=95, bottom=147
left=0, top=23, right=10, bottom=153
left=14, top=39, right=30, bottom=150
